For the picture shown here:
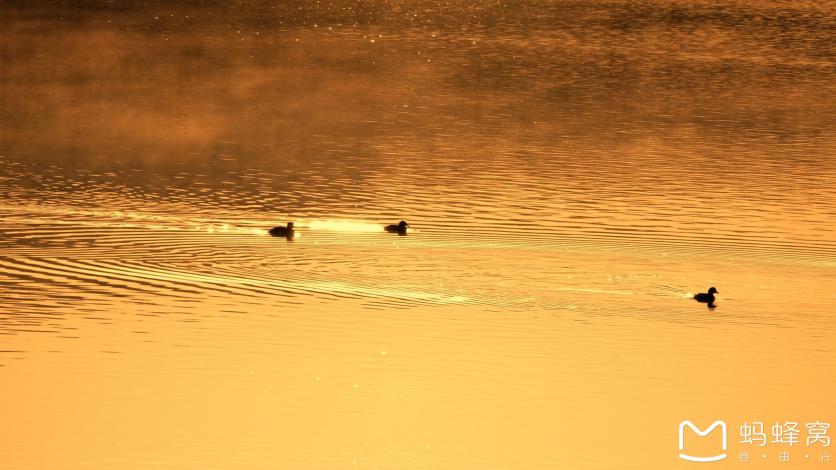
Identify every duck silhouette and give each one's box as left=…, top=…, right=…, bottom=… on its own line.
left=693, top=287, right=718, bottom=308
left=385, top=220, right=409, bottom=235
left=268, top=222, right=295, bottom=238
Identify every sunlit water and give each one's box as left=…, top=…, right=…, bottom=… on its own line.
left=1, top=1, right=835, bottom=469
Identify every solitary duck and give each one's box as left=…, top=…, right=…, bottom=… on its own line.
left=693, top=287, right=718, bottom=305
left=268, top=222, right=295, bottom=238
left=385, top=220, right=409, bottom=235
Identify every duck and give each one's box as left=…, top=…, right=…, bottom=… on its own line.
left=693, top=287, right=718, bottom=305
left=385, top=220, right=409, bottom=235
left=268, top=222, right=295, bottom=238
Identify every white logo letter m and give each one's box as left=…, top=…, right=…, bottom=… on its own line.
left=678, top=420, right=727, bottom=462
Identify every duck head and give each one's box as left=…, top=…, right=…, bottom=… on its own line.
left=398, top=221, right=409, bottom=230
left=708, top=287, right=718, bottom=294
left=287, top=222, right=295, bottom=230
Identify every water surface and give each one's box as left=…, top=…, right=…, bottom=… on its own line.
left=1, top=1, right=835, bottom=468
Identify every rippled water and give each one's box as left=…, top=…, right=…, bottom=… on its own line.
left=1, top=1, right=835, bottom=469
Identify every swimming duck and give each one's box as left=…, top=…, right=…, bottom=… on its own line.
left=693, top=287, right=718, bottom=305
left=268, top=222, right=295, bottom=238
left=385, top=220, right=409, bottom=235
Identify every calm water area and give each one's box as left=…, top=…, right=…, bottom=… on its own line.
left=1, top=1, right=835, bottom=468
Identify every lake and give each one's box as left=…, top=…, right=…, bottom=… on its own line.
left=1, top=1, right=835, bottom=468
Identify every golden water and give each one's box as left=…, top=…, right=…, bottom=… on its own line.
left=1, top=1, right=835, bottom=468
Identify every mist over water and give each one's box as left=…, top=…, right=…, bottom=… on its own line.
left=1, top=1, right=835, bottom=469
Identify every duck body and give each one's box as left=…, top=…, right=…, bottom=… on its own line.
left=385, top=220, right=409, bottom=235
left=269, top=222, right=295, bottom=238
left=693, top=287, right=718, bottom=304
